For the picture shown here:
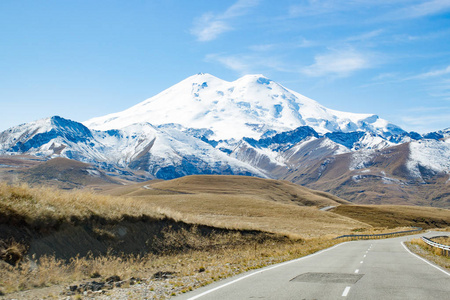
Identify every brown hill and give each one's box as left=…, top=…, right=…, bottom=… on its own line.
left=149, top=175, right=349, bottom=207
left=332, top=205, right=450, bottom=228
left=283, top=143, right=450, bottom=208
left=17, top=157, right=120, bottom=189
left=102, top=175, right=374, bottom=238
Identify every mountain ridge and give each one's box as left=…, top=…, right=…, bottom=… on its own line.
left=1, top=74, right=449, bottom=207
left=84, top=73, right=404, bottom=140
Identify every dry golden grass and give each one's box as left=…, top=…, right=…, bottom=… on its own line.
left=1, top=176, right=449, bottom=298
left=349, top=226, right=423, bottom=235
left=0, top=236, right=337, bottom=297
left=408, top=238, right=450, bottom=264
left=432, top=237, right=450, bottom=246
left=125, top=193, right=367, bottom=238
left=405, top=237, right=450, bottom=273
left=332, top=204, right=450, bottom=229
left=152, top=175, right=348, bottom=205
left=117, top=175, right=349, bottom=206
left=0, top=180, right=347, bottom=296
left=100, top=175, right=368, bottom=238
left=0, top=182, right=165, bottom=225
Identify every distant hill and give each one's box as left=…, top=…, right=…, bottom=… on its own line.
left=0, top=157, right=120, bottom=189
left=149, top=175, right=349, bottom=207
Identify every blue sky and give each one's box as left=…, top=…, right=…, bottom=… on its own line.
left=1, top=0, right=450, bottom=133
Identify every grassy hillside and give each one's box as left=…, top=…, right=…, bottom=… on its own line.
left=0, top=180, right=344, bottom=296
left=332, top=205, right=450, bottom=228
left=285, top=143, right=450, bottom=208
left=0, top=157, right=121, bottom=189
left=103, top=175, right=366, bottom=238
left=152, top=175, right=349, bottom=206
left=1, top=176, right=449, bottom=298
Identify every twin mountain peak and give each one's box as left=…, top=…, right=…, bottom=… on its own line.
left=1, top=74, right=449, bottom=206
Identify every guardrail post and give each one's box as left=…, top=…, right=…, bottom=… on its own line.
left=421, top=235, right=450, bottom=257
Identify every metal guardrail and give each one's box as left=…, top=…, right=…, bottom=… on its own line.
left=334, top=227, right=423, bottom=240
left=421, top=236, right=450, bottom=256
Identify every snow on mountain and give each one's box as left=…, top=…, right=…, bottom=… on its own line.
left=0, top=116, right=104, bottom=161
left=84, top=73, right=404, bottom=140
left=1, top=73, right=449, bottom=207
left=349, top=149, right=376, bottom=171
left=0, top=116, right=267, bottom=180
left=407, top=139, right=450, bottom=178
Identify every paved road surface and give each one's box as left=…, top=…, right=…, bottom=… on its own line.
left=175, top=231, right=449, bottom=300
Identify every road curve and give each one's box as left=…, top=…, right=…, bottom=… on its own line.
left=174, top=231, right=449, bottom=300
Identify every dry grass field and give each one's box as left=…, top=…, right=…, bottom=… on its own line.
left=1, top=175, right=449, bottom=298
left=0, top=179, right=346, bottom=296
left=332, top=205, right=450, bottom=229
left=102, top=175, right=366, bottom=238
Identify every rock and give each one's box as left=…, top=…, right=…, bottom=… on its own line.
left=69, top=285, right=78, bottom=292
left=152, top=271, right=175, bottom=280
left=106, top=275, right=121, bottom=283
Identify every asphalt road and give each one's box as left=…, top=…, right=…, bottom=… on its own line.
left=175, top=231, right=449, bottom=300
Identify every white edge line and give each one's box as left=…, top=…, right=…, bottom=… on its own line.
left=401, top=241, right=450, bottom=277
left=186, top=242, right=348, bottom=300
left=342, top=286, right=351, bottom=297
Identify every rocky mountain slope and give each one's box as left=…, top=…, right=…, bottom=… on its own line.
left=0, top=74, right=449, bottom=207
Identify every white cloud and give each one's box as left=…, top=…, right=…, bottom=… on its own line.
left=289, top=1, right=450, bottom=21
left=415, top=65, right=450, bottom=79
left=248, top=44, right=277, bottom=52
left=223, top=0, right=260, bottom=19
left=205, top=53, right=291, bottom=76
left=205, top=53, right=252, bottom=75
left=191, top=13, right=230, bottom=42
left=191, top=0, right=260, bottom=42
left=345, top=29, right=384, bottom=42
left=289, top=0, right=337, bottom=17
left=248, top=38, right=316, bottom=52
left=400, top=111, right=450, bottom=133
left=399, top=0, right=450, bottom=19
left=301, top=49, right=371, bottom=77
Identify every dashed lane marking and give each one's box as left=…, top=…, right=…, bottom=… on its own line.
left=342, top=286, right=351, bottom=297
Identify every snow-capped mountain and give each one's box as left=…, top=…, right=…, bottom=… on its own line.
left=0, top=74, right=448, bottom=207
left=0, top=116, right=265, bottom=180
left=85, top=73, right=404, bottom=140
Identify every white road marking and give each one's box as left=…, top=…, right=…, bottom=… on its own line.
left=360, top=261, right=363, bottom=264
left=354, top=269, right=359, bottom=273
left=342, top=286, right=351, bottom=297
left=363, top=255, right=366, bottom=258
left=401, top=242, right=450, bottom=277
left=185, top=242, right=348, bottom=300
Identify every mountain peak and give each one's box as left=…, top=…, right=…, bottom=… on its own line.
left=235, top=74, right=273, bottom=86
left=184, top=72, right=222, bottom=83
left=84, top=74, right=403, bottom=140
